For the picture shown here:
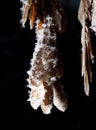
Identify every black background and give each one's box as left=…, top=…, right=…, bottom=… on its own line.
left=0, top=0, right=96, bottom=129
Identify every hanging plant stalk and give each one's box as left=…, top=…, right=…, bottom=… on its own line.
left=78, top=0, right=95, bottom=96
left=20, top=0, right=67, bottom=114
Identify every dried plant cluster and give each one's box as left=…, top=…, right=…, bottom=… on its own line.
left=20, top=0, right=67, bottom=114
left=20, top=0, right=96, bottom=114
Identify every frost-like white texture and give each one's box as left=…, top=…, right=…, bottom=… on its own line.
left=28, top=16, right=58, bottom=83
left=26, top=15, right=67, bottom=114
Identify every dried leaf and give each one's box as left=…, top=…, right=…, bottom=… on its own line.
left=53, top=82, right=67, bottom=112
left=29, top=2, right=37, bottom=29
left=40, top=81, right=53, bottom=114
left=20, top=0, right=32, bottom=27
left=78, top=0, right=94, bottom=95
left=91, top=0, right=96, bottom=32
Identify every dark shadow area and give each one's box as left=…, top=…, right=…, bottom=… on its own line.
left=0, top=0, right=96, bottom=129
